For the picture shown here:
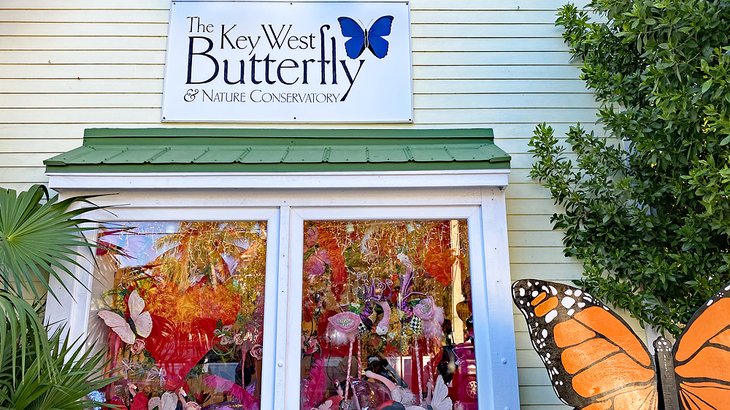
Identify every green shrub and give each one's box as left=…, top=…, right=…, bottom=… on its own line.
left=530, top=0, right=730, bottom=335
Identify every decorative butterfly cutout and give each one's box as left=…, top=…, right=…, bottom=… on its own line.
left=425, top=374, right=453, bottom=410
left=98, top=289, right=152, bottom=345
left=337, top=15, right=394, bottom=59
left=512, top=279, right=730, bottom=410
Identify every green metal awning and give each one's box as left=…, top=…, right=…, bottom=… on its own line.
left=45, top=128, right=510, bottom=173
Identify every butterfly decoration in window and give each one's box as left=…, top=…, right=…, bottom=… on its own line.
left=512, top=279, right=730, bottom=410
left=98, top=289, right=153, bottom=346
left=337, top=15, right=394, bottom=59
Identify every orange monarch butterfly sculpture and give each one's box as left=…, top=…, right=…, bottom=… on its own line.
left=512, top=279, right=730, bottom=410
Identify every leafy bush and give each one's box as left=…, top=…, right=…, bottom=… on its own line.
left=530, top=0, right=730, bottom=335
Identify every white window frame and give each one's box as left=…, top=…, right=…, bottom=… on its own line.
left=45, top=171, right=520, bottom=409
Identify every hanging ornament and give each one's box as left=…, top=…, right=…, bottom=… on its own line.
left=409, top=316, right=423, bottom=335
left=413, top=297, right=445, bottom=339
left=358, top=321, right=369, bottom=336
left=413, top=297, right=436, bottom=321
left=327, top=312, right=361, bottom=346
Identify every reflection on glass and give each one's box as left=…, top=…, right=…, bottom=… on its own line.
left=91, top=221, right=266, bottom=409
left=300, top=220, right=477, bottom=410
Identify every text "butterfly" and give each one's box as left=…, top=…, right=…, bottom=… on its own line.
left=337, top=16, right=394, bottom=59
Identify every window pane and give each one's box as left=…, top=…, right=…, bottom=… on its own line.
left=90, top=221, right=267, bottom=409
left=300, top=220, right=477, bottom=410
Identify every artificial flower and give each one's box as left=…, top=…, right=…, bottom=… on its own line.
left=304, top=226, right=319, bottom=248
left=130, top=338, right=146, bottom=354
left=304, top=250, right=329, bottom=277
left=249, top=344, right=263, bottom=360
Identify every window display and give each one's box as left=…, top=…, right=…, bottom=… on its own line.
left=299, top=220, right=477, bottom=410
left=91, top=221, right=267, bottom=409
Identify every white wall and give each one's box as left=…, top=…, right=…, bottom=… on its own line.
left=0, top=0, right=601, bottom=407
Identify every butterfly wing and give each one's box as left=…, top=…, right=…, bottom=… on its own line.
left=160, top=391, right=178, bottom=410
left=366, top=15, right=394, bottom=59
left=147, top=397, right=161, bottom=410
left=98, top=310, right=136, bottom=345
left=512, top=279, right=658, bottom=410
left=317, top=399, right=333, bottom=410
left=673, top=282, right=730, bottom=409
left=338, top=17, right=366, bottom=59
left=429, top=375, right=453, bottom=410
left=127, top=289, right=152, bottom=338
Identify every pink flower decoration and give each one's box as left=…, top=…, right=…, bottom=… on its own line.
left=413, top=297, right=436, bottom=321
left=304, top=250, right=330, bottom=277
left=302, top=336, right=320, bottom=355
left=305, top=227, right=319, bottom=248
left=250, top=344, right=263, bottom=360
left=130, top=338, right=146, bottom=354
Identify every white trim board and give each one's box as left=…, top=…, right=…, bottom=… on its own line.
left=47, top=169, right=510, bottom=190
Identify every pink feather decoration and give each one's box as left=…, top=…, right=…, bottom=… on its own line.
left=301, top=358, right=328, bottom=410
left=203, top=374, right=259, bottom=409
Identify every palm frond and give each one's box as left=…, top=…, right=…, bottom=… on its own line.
left=0, top=184, right=116, bottom=408
left=4, top=326, right=115, bottom=409
left=0, top=291, right=50, bottom=392
left=0, top=184, right=107, bottom=300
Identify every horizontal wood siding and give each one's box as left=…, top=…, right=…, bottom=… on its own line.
left=0, top=1, right=611, bottom=408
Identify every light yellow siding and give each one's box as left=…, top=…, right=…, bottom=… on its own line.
left=0, top=1, right=605, bottom=408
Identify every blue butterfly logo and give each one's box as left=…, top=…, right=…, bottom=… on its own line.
left=337, top=15, right=394, bottom=59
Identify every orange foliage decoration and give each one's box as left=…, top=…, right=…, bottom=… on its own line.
left=423, top=248, right=456, bottom=286
left=143, top=282, right=242, bottom=331
left=316, top=226, right=348, bottom=294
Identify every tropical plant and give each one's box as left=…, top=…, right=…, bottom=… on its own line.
left=529, top=0, right=729, bottom=336
left=0, top=325, right=112, bottom=409
left=0, top=184, right=101, bottom=299
left=0, top=184, right=114, bottom=408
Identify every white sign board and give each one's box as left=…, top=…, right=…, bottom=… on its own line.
left=162, top=1, right=412, bottom=123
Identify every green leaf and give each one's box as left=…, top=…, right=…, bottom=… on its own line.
left=701, top=79, right=713, bottom=94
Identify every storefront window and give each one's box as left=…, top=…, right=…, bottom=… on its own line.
left=90, top=221, right=267, bottom=409
left=299, top=220, right=477, bottom=410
